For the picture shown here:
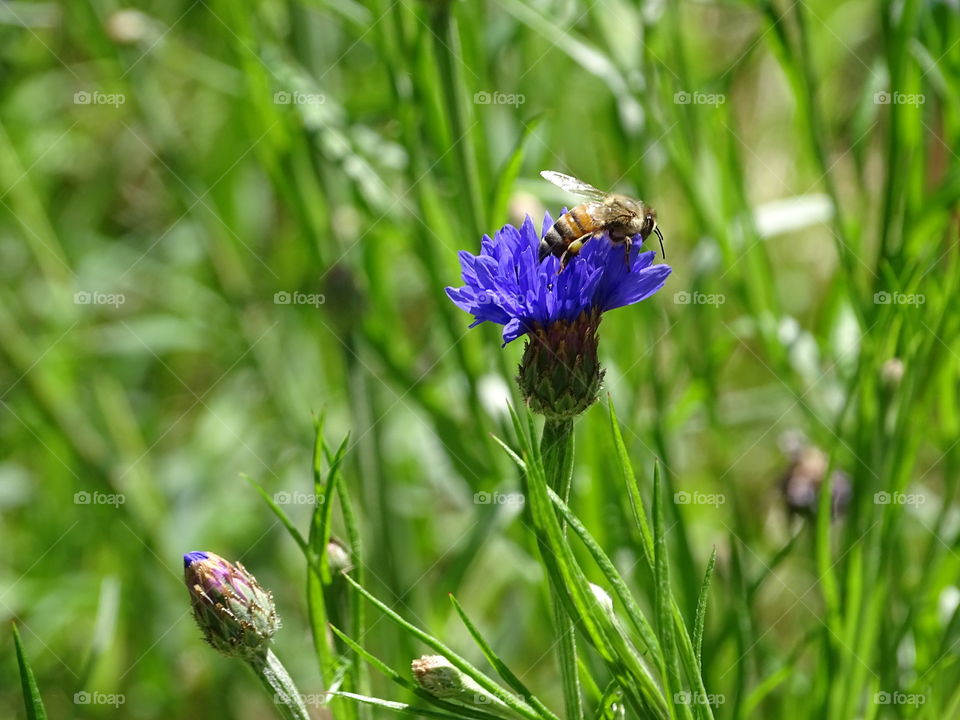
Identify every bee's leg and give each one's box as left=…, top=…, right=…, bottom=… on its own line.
left=624, top=237, right=632, bottom=270
left=557, top=238, right=585, bottom=273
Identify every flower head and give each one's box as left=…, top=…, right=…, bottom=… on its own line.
left=445, top=212, right=671, bottom=346
left=183, top=551, right=279, bottom=660
left=446, top=212, right=671, bottom=417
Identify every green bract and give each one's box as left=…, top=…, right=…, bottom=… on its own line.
left=517, top=308, right=604, bottom=419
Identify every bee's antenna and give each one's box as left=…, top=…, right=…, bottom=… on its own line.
left=655, top=226, right=666, bottom=259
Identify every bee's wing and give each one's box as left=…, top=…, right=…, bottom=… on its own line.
left=540, top=171, right=609, bottom=201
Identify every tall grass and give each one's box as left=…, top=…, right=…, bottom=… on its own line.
left=1, top=0, right=959, bottom=718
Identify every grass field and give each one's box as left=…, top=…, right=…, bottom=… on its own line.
left=3, top=0, right=960, bottom=718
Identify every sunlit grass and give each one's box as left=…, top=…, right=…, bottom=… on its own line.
left=2, top=0, right=960, bottom=718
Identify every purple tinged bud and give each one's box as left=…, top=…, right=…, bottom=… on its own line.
left=183, top=551, right=280, bottom=660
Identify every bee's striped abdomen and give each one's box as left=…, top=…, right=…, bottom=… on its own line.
left=564, top=205, right=600, bottom=237
left=538, top=204, right=599, bottom=262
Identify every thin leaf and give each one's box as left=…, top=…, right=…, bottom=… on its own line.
left=329, top=625, right=509, bottom=720
left=12, top=624, right=48, bottom=720
left=489, top=432, right=526, bottom=471
left=489, top=114, right=544, bottom=227
left=693, top=548, right=718, bottom=667
left=506, top=405, right=668, bottom=718
left=607, top=398, right=654, bottom=568
left=448, top=594, right=560, bottom=720
left=242, top=474, right=308, bottom=553
left=545, top=487, right=662, bottom=661
left=331, top=691, right=484, bottom=719
left=653, top=464, right=685, bottom=720
left=340, top=573, right=544, bottom=720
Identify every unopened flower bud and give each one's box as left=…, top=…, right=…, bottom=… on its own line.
left=881, top=357, right=905, bottom=386
left=326, top=537, right=353, bottom=574
left=105, top=10, right=153, bottom=44
left=183, top=551, right=280, bottom=660
left=411, top=655, right=510, bottom=713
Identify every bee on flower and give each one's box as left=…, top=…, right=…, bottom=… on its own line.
left=446, top=208, right=671, bottom=418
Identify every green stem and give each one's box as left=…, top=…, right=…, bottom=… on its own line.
left=539, top=418, right=583, bottom=720
left=249, top=649, right=311, bottom=720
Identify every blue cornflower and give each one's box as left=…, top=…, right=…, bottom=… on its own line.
left=445, top=212, right=671, bottom=345
left=446, top=211, right=672, bottom=418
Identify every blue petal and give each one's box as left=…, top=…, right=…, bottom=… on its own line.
left=184, top=551, right=209, bottom=567
left=502, top=317, right=526, bottom=345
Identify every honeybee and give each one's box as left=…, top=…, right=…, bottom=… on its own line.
left=538, top=170, right=664, bottom=271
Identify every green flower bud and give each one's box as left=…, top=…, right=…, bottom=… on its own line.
left=183, top=551, right=280, bottom=660
left=411, top=655, right=510, bottom=714
left=517, top=308, right=604, bottom=419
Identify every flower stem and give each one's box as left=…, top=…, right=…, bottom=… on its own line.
left=539, top=418, right=583, bottom=720
left=540, top=418, right=574, bottom=500
left=248, top=649, right=311, bottom=720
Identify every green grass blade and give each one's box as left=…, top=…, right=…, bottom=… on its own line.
left=489, top=432, right=527, bottom=470
left=448, top=594, right=560, bottom=720
left=539, top=418, right=582, bottom=720
left=331, top=691, right=494, bottom=720
left=340, top=573, right=544, bottom=720
left=693, top=547, right=717, bottom=668
left=329, top=625, right=510, bottom=720
left=653, top=464, right=685, bottom=720
left=545, top=487, right=662, bottom=661
left=242, top=474, right=308, bottom=553
left=508, top=407, right=668, bottom=717
left=12, top=624, right=48, bottom=720
left=608, top=397, right=655, bottom=568
left=488, top=114, right=544, bottom=228
left=334, top=455, right=371, bottom=708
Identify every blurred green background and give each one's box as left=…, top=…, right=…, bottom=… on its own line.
left=2, top=0, right=960, bottom=717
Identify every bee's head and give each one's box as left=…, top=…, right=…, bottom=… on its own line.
left=640, top=209, right=665, bottom=258
left=639, top=209, right=657, bottom=239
